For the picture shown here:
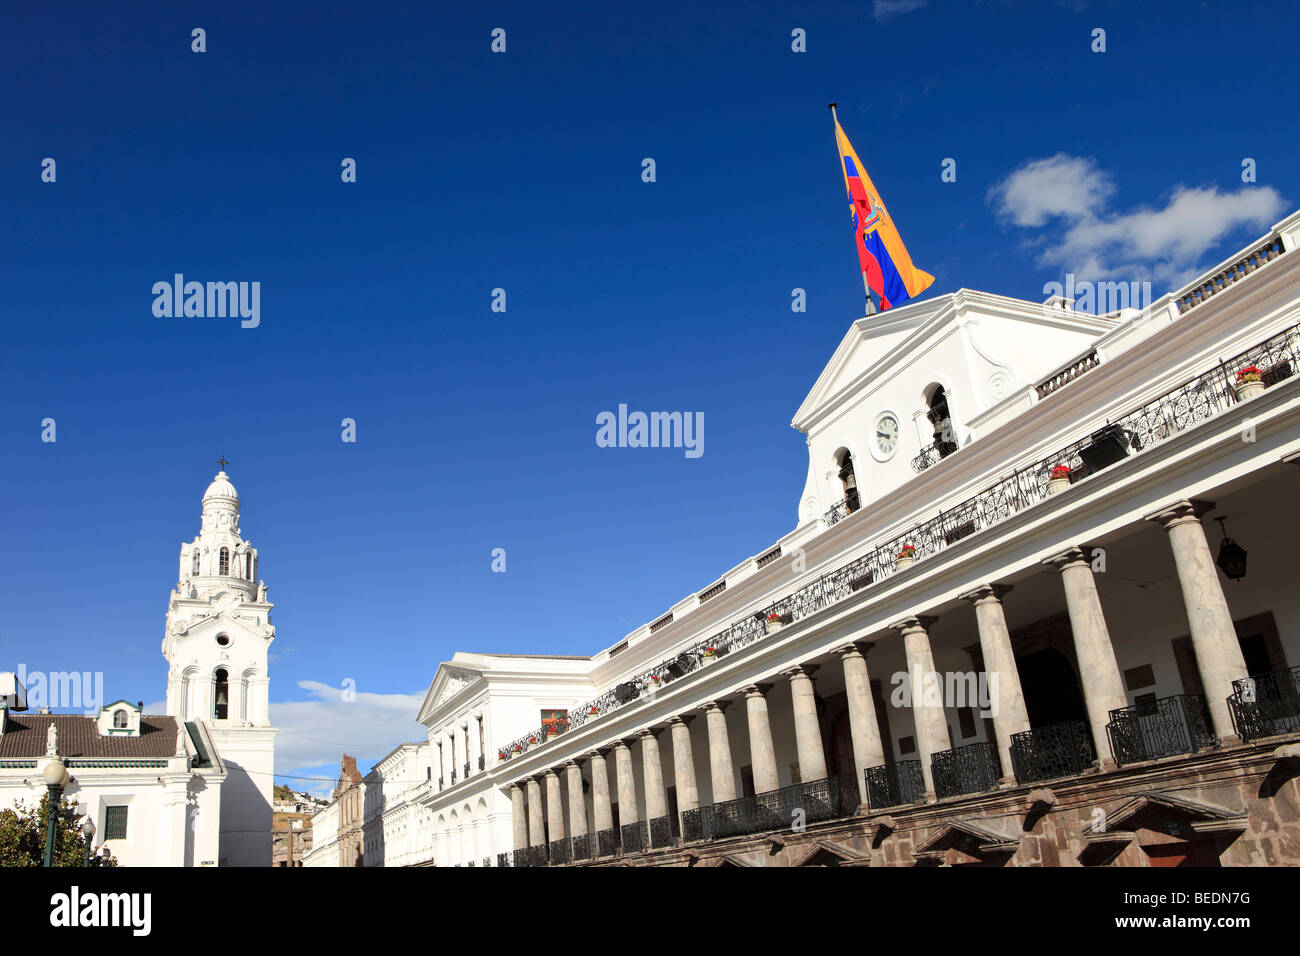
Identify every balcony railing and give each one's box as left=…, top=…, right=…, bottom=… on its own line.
left=497, top=852, right=511, bottom=868
left=498, top=319, right=1300, bottom=763
left=685, top=776, right=857, bottom=842
left=512, top=847, right=529, bottom=868
left=1009, top=721, right=1095, bottom=784
left=463, top=762, right=470, bottom=779
left=931, top=741, right=1001, bottom=799
left=864, top=759, right=925, bottom=809
left=548, top=838, right=571, bottom=865
left=621, top=821, right=648, bottom=853
left=1229, top=666, right=1300, bottom=742
left=1106, top=694, right=1215, bottom=766
left=1036, top=350, right=1101, bottom=400
left=648, top=814, right=674, bottom=848
left=571, top=833, right=591, bottom=861
left=595, top=827, right=618, bottom=858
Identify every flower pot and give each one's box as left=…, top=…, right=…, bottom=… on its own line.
left=766, top=619, right=784, bottom=633
left=895, top=555, right=915, bottom=570
left=1047, top=476, right=1071, bottom=496
left=1235, top=380, right=1265, bottom=401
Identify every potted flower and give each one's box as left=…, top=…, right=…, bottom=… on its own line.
left=528, top=736, right=538, bottom=746
left=1235, top=365, right=1265, bottom=401
left=1047, top=464, right=1072, bottom=495
left=513, top=743, right=523, bottom=753
left=588, top=705, right=600, bottom=716
left=766, top=612, right=784, bottom=633
left=895, top=545, right=917, bottom=570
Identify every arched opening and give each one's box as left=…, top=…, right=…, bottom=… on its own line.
left=214, top=668, right=229, bottom=720
left=925, top=385, right=959, bottom=458
left=192, top=549, right=201, bottom=576
left=835, top=449, right=860, bottom=514
left=219, top=547, right=230, bottom=576
left=113, top=709, right=128, bottom=729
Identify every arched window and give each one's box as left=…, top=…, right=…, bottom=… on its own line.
left=192, top=549, right=201, bottom=576
left=836, top=450, right=860, bottom=514
left=219, top=547, right=230, bottom=575
left=214, top=668, right=229, bottom=720
left=113, top=709, right=128, bottom=729
left=927, top=386, right=959, bottom=458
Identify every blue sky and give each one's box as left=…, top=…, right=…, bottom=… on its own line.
left=2, top=0, right=1296, bottom=793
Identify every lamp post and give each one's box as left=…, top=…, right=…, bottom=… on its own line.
left=82, top=817, right=96, bottom=867
left=42, top=756, right=69, bottom=867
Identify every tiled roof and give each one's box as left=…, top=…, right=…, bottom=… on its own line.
left=0, top=712, right=180, bottom=759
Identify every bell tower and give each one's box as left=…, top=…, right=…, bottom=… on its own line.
left=162, top=462, right=277, bottom=866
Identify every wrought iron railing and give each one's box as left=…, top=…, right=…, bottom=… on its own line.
left=497, top=852, right=511, bottom=867
left=1009, top=721, right=1095, bottom=784
left=512, top=847, right=529, bottom=868
left=482, top=856, right=491, bottom=867
left=463, top=762, right=470, bottom=779
left=693, top=776, right=855, bottom=841
left=621, top=821, right=647, bottom=854
left=595, top=828, right=617, bottom=858
left=822, top=496, right=853, bottom=527
left=1229, top=666, right=1300, bottom=742
left=1174, top=237, right=1286, bottom=314
left=548, top=838, right=571, bottom=865
left=931, top=741, right=1001, bottom=799
left=478, top=754, right=485, bottom=771
left=528, top=845, right=548, bottom=868
left=863, top=759, right=925, bottom=809
left=498, top=320, right=1300, bottom=763
left=571, top=833, right=591, bottom=861
left=1106, top=694, right=1215, bottom=766
left=648, top=814, right=674, bottom=848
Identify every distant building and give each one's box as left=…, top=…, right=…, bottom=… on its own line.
left=304, top=755, right=366, bottom=867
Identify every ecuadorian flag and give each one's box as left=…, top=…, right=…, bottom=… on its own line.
left=834, top=117, right=934, bottom=310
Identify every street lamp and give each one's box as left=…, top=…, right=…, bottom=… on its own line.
left=82, top=817, right=96, bottom=867
left=42, top=756, right=69, bottom=867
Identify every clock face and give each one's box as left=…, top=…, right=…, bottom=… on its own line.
left=874, top=414, right=900, bottom=459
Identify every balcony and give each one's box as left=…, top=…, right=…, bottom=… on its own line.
left=864, top=759, right=925, bottom=809
left=1008, top=721, right=1094, bottom=784
left=463, top=761, right=470, bottom=779
left=682, top=776, right=857, bottom=842
left=1229, top=666, right=1300, bottom=742
left=1106, top=694, right=1215, bottom=766
left=931, top=741, right=1001, bottom=799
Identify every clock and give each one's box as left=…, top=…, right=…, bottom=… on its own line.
left=873, top=413, right=900, bottom=460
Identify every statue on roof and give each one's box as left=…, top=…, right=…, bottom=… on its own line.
left=46, top=723, right=58, bottom=757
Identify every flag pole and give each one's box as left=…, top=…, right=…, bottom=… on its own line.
left=829, top=102, right=877, bottom=316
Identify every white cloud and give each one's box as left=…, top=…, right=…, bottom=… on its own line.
left=989, top=154, right=1286, bottom=285
left=874, top=0, right=927, bottom=22
left=270, top=680, right=426, bottom=781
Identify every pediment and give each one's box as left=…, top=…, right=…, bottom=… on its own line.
left=912, top=819, right=1021, bottom=860
left=789, top=839, right=870, bottom=867
left=173, top=609, right=271, bottom=642
left=417, top=664, right=485, bottom=723
left=1093, top=791, right=1247, bottom=836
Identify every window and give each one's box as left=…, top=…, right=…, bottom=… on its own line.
left=192, top=550, right=201, bottom=575
left=836, top=450, right=859, bottom=513
left=113, top=709, right=128, bottom=729
left=214, top=668, right=229, bottom=720
left=219, top=547, right=230, bottom=575
left=105, top=805, right=129, bottom=840
left=216, top=634, right=231, bottom=647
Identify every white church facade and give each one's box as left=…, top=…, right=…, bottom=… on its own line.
left=0, top=467, right=278, bottom=866
left=350, top=211, right=1300, bottom=867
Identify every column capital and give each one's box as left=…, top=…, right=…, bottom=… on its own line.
left=1041, top=545, right=1100, bottom=571
left=835, top=643, right=865, bottom=661
left=702, top=699, right=732, bottom=715
left=561, top=759, right=582, bottom=771
left=959, top=583, right=1014, bottom=605
left=1145, top=498, right=1215, bottom=528
left=666, top=714, right=696, bottom=728
left=636, top=728, right=661, bottom=743
left=742, top=683, right=775, bottom=699
left=507, top=781, right=524, bottom=794
left=585, top=749, right=609, bottom=762
left=890, top=615, right=937, bottom=635
left=781, top=664, right=820, bottom=681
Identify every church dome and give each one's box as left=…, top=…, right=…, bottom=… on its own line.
left=203, top=470, right=239, bottom=502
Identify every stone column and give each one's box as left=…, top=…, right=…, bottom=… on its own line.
left=526, top=777, right=545, bottom=848
left=589, top=750, right=613, bottom=837
left=639, top=730, right=668, bottom=824
left=744, top=684, right=780, bottom=794
left=893, top=616, right=951, bottom=800
left=544, top=770, right=566, bottom=846
left=509, top=783, right=528, bottom=853
left=613, top=740, right=638, bottom=825
left=784, top=665, right=828, bottom=782
left=668, top=716, right=699, bottom=828
left=565, top=761, right=588, bottom=844
left=1043, top=547, right=1128, bottom=769
left=960, top=584, right=1031, bottom=783
left=704, top=701, right=737, bottom=804
left=838, top=643, right=885, bottom=800
left=1147, top=499, right=1249, bottom=742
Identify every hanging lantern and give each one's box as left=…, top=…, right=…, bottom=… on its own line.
left=1215, top=517, right=1248, bottom=581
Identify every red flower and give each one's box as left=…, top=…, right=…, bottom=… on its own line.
left=650, top=675, right=660, bottom=682
left=1050, top=465, right=1072, bottom=479
left=528, top=737, right=537, bottom=744
left=1237, top=365, right=1263, bottom=383
left=766, top=613, right=782, bottom=622
left=897, top=545, right=916, bottom=559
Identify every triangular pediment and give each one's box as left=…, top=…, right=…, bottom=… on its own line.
left=912, top=819, right=1021, bottom=859
left=790, top=839, right=869, bottom=867
left=1096, top=791, right=1246, bottom=835
left=416, top=663, right=485, bottom=724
